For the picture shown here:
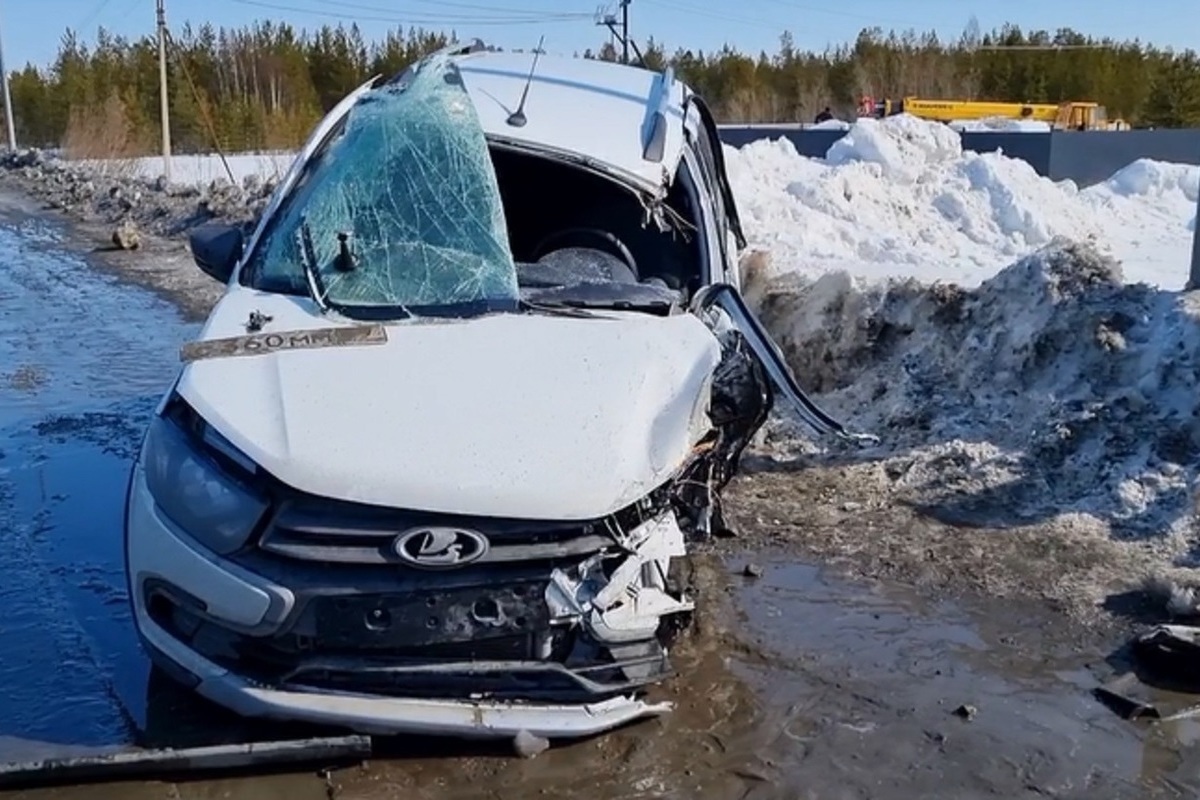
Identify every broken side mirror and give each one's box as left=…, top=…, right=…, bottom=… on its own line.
left=189, top=223, right=244, bottom=284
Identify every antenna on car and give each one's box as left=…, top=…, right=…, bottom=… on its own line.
left=505, top=35, right=545, bottom=127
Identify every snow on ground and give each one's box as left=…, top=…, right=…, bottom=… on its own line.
left=729, top=114, right=1200, bottom=607
left=949, top=117, right=1051, bottom=132
left=76, top=151, right=297, bottom=187
left=725, top=113, right=1197, bottom=290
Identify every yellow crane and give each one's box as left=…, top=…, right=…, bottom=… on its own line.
left=870, top=97, right=1129, bottom=131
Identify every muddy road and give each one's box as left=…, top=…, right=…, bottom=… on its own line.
left=0, top=198, right=1194, bottom=798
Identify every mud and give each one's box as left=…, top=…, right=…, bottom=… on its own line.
left=0, top=185, right=1196, bottom=799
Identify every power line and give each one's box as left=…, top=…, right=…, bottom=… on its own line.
left=229, top=0, right=591, bottom=26
left=162, top=26, right=236, bottom=183
left=323, top=0, right=591, bottom=19
left=73, top=0, right=116, bottom=34
left=755, top=0, right=924, bottom=29
left=972, top=44, right=1121, bottom=51
left=639, top=0, right=791, bottom=33
left=595, top=0, right=634, bottom=62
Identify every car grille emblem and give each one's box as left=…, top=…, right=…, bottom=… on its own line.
left=393, top=527, right=489, bottom=568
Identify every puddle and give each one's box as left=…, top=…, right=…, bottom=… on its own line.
left=725, top=554, right=1200, bottom=798
left=0, top=212, right=197, bottom=758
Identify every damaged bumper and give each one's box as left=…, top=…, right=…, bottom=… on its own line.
left=124, top=466, right=691, bottom=739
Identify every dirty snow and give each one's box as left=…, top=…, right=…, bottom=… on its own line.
left=729, top=114, right=1200, bottom=610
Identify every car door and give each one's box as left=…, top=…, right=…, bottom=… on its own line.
left=683, top=96, right=871, bottom=445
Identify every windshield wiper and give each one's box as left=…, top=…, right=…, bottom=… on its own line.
left=518, top=298, right=603, bottom=319
left=297, top=220, right=412, bottom=321
left=298, top=219, right=330, bottom=313
left=524, top=296, right=674, bottom=314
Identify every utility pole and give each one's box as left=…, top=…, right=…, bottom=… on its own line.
left=620, top=0, right=630, bottom=64
left=156, top=0, right=172, bottom=181
left=0, top=4, right=16, bottom=150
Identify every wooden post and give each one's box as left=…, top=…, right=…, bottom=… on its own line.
left=157, top=0, right=172, bottom=181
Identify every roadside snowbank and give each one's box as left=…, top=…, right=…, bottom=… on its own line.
left=0, top=149, right=280, bottom=239
left=747, top=237, right=1200, bottom=604
left=729, top=115, right=1200, bottom=608
left=77, top=151, right=296, bottom=186
left=725, top=114, right=1198, bottom=289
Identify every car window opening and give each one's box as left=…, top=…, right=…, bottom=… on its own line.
left=490, top=143, right=705, bottom=314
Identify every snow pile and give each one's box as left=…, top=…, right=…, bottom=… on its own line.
left=1103, top=158, right=1199, bottom=202
left=949, top=117, right=1051, bottom=133
left=724, top=114, right=1198, bottom=289
left=747, top=238, right=1200, bottom=587
left=824, top=114, right=963, bottom=182
left=810, top=118, right=852, bottom=131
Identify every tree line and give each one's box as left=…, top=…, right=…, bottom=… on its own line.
left=8, top=18, right=1200, bottom=157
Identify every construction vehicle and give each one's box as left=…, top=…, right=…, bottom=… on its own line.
left=860, top=96, right=1129, bottom=131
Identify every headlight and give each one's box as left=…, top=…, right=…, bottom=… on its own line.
left=142, top=412, right=268, bottom=555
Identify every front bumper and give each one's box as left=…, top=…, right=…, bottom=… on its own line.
left=124, top=466, right=679, bottom=739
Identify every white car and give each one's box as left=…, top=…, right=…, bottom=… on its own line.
left=123, top=41, right=859, bottom=741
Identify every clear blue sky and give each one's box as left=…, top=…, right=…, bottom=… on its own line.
left=2, top=0, right=1197, bottom=71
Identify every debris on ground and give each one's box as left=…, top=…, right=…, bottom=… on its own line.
left=512, top=730, right=550, bottom=759
left=952, top=704, right=977, bottom=721
left=111, top=220, right=141, bottom=250
left=1096, top=624, right=1200, bottom=722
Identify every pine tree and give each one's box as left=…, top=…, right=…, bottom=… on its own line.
left=5, top=20, right=1199, bottom=155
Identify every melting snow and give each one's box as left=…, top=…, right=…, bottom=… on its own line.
left=732, top=114, right=1200, bottom=603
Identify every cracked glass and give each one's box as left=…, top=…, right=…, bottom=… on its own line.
left=244, top=53, right=519, bottom=315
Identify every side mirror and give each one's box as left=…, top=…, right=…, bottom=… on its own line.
left=189, top=223, right=244, bottom=284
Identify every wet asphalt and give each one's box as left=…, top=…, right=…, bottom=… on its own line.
left=0, top=204, right=1197, bottom=798
left=0, top=210, right=196, bottom=756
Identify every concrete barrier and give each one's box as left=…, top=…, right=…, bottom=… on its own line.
left=1048, top=129, right=1200, bottom=186
left=718, top=125, right=1200, bottom=188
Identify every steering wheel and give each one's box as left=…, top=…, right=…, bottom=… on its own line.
left=531, top=228, right=639, bottom=278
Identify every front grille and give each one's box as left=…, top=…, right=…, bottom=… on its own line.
left=148, top=583, right=671, bottom=703
left=258, top=498, right=616, bottom=566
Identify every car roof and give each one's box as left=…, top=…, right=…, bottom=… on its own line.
left=450, top=49, right=691, bottom=193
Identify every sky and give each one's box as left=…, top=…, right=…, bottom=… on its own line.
left=2, top=0, right=1197, bottom=71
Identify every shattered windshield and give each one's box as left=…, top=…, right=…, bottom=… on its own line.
left=242, top=53, right=519, bottom=316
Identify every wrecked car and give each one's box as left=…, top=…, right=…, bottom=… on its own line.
left=123, top=41, right=858, bottom=740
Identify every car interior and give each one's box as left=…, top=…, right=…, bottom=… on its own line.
left=487, top=143, right=709, bottom=312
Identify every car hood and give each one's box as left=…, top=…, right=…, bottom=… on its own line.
left=175, top=289, right=722, bottom=520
